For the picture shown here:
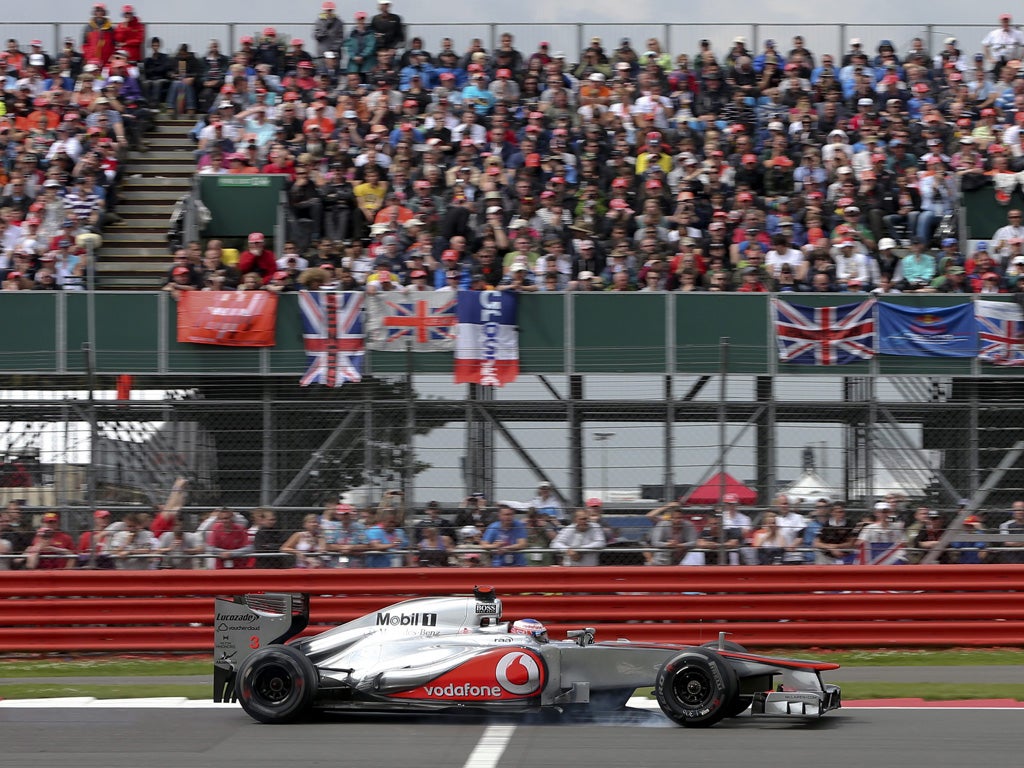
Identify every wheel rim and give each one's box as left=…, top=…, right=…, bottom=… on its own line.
left=673, top=667, right=714, bottom=708
left=252, top=663, right=294, bottom=705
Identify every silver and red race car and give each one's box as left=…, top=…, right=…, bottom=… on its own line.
left=214, top=587, right=841, bottom=727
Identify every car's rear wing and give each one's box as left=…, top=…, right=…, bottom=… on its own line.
left=213, top=593, right=310, bottom=702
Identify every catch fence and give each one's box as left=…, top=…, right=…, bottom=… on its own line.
left=2, top=365, right=1024, bottom=529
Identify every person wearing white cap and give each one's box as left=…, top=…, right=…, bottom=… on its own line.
left=856, top=502, right=907, bottom=562
left=370, top=0, right=406, bottom=52
left=529, top=481, right=564, bottom=521
left=841, top=37, right=864, bottom=67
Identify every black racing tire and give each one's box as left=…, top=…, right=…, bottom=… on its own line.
left=236, top=644, right=318, bottom=724
left=700, top=641, right=751, bottom=717
left=655, top=648, right=738, bottom=728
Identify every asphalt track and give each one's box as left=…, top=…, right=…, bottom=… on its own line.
left=1, top=706, right=1021, bottom=768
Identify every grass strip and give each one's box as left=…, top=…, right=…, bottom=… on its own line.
left=0, top=684, right=210, bottom=700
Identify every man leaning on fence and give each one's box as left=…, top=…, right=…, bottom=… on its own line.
left=647, top=504, right=697, bottom=566
left=551, top=509, right=605, bottom=566
left=481, top=505, right=528, bottom=566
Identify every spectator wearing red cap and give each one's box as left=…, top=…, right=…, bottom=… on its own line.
left=283, top=37, right=314, bottom=76
left=82, top=3, right=116, bottom=66
left=344, top=11, right=376, bottom=75
left=113, top=5, right=144, bottom=63
left=254, top=26, right=284, bottom=76
left=314, top=1, right=345, bottom=59
left=25, top=513, right=77, bottom=570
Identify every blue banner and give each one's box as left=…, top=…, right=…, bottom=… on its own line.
left=877, top=303, right=977, bottom=357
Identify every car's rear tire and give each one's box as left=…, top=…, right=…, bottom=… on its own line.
left=236, top=644, right=318, bottom=724
left=700, top=641, right=751, bottom=717
left=655, top=648, right=738, bottom=728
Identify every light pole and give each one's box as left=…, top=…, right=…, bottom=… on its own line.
left=594, top=431, right=616, bottom=502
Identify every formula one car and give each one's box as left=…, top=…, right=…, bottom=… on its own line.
left=213, top=588, right=841, bottom=727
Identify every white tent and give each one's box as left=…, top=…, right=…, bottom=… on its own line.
left=781, top=470, right=841, bottom=506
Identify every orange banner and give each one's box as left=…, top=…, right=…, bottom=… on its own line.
left=176, top=292, right=278, bottom=347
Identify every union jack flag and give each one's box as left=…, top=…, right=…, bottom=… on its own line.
left=854, top=539, right=907, bottom=565
left=298, top=291, right=364, bottom=387
left=370, top=294, right=457, bottom=350
left=775, top=298, right=877, bottom=365
left=977, top=299, right=1024, bottom=366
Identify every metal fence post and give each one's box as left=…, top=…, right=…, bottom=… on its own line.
left=717, top=336, right=730, bottom=566
left=260, top=381, right=273, bottom=506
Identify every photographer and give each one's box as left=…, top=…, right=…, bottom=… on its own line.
left=376, top=489, right=407, bottom=526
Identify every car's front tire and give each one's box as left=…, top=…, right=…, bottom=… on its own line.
left=701, top=641, right=752, bottom=717
left=655, top=648, right=738, bottom=728
left=236, top=644, right=318, bottom=724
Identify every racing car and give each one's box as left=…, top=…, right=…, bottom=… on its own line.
left=214, top=587, right=841, bottom=727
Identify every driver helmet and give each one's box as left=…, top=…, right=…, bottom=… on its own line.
left=510, top=618, right=549, bottom=643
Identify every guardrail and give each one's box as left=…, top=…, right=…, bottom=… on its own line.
left=3, top=565, right=1023, bottom=652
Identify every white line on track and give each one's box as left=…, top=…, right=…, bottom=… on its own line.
left=461, top=724, right=516, bottom=768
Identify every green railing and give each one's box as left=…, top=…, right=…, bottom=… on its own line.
left=1, top=292, right=1017, bottom=378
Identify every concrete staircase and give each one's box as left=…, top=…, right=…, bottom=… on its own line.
left=98, top=117, right=197, bottom=289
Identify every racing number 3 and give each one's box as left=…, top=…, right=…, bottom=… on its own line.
left=249, top=636, right=260, bottom=650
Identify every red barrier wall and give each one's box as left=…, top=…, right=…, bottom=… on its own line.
left=3, top=565, right=1024, bottom=652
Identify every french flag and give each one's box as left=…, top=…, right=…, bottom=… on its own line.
left=454, top=291, right=519, bottom=387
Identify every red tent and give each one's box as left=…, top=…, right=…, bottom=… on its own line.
left=684, top=472, right=757, bottom=505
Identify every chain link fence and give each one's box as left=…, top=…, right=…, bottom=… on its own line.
left=2, top=372, right=1024, bottom=565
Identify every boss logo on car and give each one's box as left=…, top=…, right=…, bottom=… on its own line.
left=474, top=602, right=498, bottom=614
left=376, top=612, right=438, bottom=627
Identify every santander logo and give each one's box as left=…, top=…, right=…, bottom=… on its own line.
left=496, top=651, right=541, bottom=695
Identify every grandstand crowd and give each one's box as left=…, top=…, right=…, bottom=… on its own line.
left=7, top=5, right=1024, bottom=292
left=2, top=488, right=1023, bottom=569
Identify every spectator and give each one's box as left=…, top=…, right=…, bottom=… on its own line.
left=109, top=512, right=156, bottom=569
left=206, top=507, right=253, bottom=569
left=365, top=512, right=410, bottom=567
left=82, top=3, right=116, bottom=66
left=695, top=513, right=745, bottom=566
left=551, top=508, right=606, bottom=566
left=416, top=526, right=452, bottom=566
left=77, top=509, right=115, bottom=568
left=237, top=232, right=277, bottom=283
left=154, top=517, right=205, bottom=569
left=24, top=512, right=76, bottom=569
left=281, top=513, right=329, bottom=568
left=370, top=0, right=406, bottom=53
left=114, top=5, right=145, bottom=64
left=647, top=504, right=697, bottom=565
left=142, top=37, right=172, bottom=106
left=251, top=509, right=293, bottom=568
left=999, top=500, right=1024, bottom=563
left=813, top=502, right=857, bottom=564
left=480, top=504, right=528, bottom=566
left=751, top=512, right=803, bottom=565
